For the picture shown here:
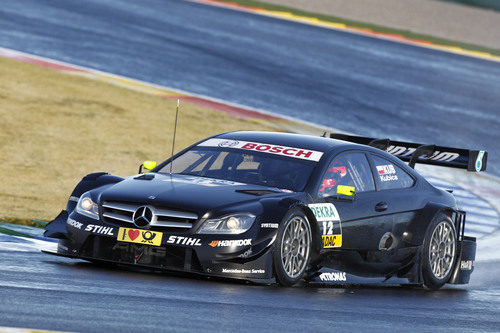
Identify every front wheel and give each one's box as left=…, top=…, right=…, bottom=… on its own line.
left=421, top=213, right=457, bottom=290
left=273, top=209, right=312, bottom=286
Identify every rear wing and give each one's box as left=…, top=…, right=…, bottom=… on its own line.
left=330, top=134, right=487, bottom=172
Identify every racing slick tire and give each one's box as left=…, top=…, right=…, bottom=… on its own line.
left=273, top=208, right=312, bottom=286
left=421, top=213, right=458, bottom=290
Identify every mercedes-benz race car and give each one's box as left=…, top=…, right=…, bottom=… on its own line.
left=44, top=131, right=487, bottom=289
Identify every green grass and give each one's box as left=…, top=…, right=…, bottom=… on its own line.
left=0, top=226, right=28, bottom=237
left=0, top=57, right=277, bottom=223
left=0, top=218, right=47, bottom=228
left=216, top=0, right=500, bottom=57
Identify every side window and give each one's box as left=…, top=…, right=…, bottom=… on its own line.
left=318, top=152, right=375, bottom=197
left=371, top=155, right=415, bottom=190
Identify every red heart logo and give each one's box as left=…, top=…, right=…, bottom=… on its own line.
left=128, top=229, right=140, bottom=241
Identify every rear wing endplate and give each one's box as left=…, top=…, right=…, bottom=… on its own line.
left=330, top=134, right=487, bottom=172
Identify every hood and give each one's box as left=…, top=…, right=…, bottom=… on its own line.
left=97, top=173, right=295, bottom=215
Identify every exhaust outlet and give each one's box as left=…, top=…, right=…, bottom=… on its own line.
left=379, top=232, right=397, bottom=251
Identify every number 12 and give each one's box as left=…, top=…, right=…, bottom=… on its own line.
left=322, top=221, right=334, bottom=235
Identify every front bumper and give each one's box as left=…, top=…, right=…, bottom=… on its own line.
left=44, top=210, right=276, bottom=283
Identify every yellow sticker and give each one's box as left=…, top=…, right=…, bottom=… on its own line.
left=337, top=185, right=355, bottom=196
left=143, top=160, right=157, bottom=171
left=322, top=235, right=342, bottom=248
left=117, top=227, right=163, bottom=246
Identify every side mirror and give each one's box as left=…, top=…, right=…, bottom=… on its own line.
left=139, top=160, right=157, bottom=173
left=337, top=185, right=355, bottom=198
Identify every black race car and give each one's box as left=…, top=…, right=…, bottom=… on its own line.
left=44, top=131, right=487, bottom=289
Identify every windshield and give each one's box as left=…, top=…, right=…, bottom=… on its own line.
left=157, top=147, right=316, bottom=192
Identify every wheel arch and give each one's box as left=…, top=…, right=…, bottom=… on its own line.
left=298, top=204, right=323, bottom=261
left=66, top=172, right=124, bottom=212
left=46, top=172, right=123, bottom=239
left=406, top=202, right=457, bottom=246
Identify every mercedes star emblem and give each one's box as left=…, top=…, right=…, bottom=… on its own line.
left=133, top=206, right=154, bottom=228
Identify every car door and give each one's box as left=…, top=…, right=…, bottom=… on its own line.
left=310, top=150, right=398, bottom=251
left=366, top=153, right=420, bottom=247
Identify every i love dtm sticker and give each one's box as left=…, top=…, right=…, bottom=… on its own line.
left=117, top=227, right=163, bottom=246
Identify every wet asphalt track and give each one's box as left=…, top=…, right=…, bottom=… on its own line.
left=0, top=0, right=500, bottom=175
left=0, top=247, right=499, bottom=332
left=1, top=0, right=500, bottom=331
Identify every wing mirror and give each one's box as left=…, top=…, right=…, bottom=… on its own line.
left=139, top=160, right=157, bottom=173
left=336, top=185, right=355, bottom=201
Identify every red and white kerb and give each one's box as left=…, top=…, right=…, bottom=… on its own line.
left=198, top=138, right=324, bottom=162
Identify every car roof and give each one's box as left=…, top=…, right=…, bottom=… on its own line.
left=216, top=131, right=364, bottom=153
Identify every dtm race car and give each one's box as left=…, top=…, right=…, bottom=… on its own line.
left=44, top=131, right=487, bottom=289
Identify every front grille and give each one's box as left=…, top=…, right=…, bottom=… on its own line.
left=80, top=236, right=202, bottom=272
left=101, top=201, right=198, bottom=231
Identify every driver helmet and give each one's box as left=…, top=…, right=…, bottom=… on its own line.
left=319, top=164, right=347, bottom=193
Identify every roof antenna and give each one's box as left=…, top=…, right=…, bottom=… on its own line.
left=322, top=131, right=327, bottom=137
left=170, top=99, right=180, bottom=178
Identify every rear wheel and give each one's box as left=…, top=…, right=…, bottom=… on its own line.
left=273, top=209, right=312, bottom=286
left=421, top=214, right=457, bottom=290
